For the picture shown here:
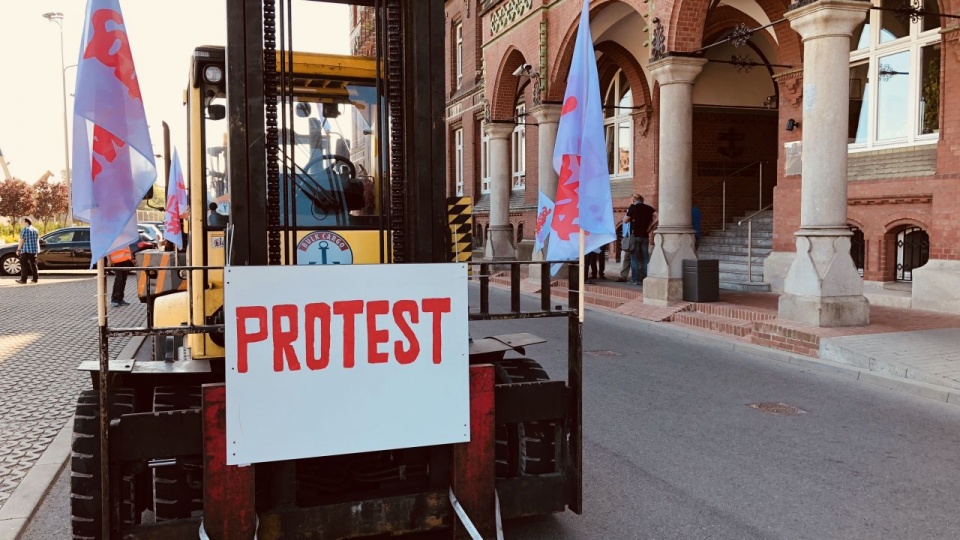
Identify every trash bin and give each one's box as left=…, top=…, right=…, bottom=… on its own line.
left=682, top=259, right=719, bottom=302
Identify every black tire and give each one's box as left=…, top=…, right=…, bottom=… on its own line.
left=152, top=386, right=204, bottom=521
left=0, top=253, right=20, bottom=277
left=71, top=389, right=137, bottom=539
left=494, top=358, right=558, bottom=477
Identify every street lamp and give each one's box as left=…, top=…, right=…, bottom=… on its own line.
left=43, top=11, right=73, bottom=225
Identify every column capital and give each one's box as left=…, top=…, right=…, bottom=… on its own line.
left=648, top=56, right=708, bottom=86
left=786, top=0, right=869, bottom=41
left=530, top=104, right=562, bottom=124
left=484, top=122, right=515, bottom=139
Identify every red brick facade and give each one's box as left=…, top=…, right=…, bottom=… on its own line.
left=435, top=0, right=960, bottom=287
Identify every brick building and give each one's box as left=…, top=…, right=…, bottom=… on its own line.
left=432, top=0, right=960, bottom=321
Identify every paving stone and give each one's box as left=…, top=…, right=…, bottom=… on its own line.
left=0, top=274, right=145, bottom=512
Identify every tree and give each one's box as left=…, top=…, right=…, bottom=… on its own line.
left=33, top=175, right=68, bottom=230
left=0, top=178, right=36, bottom=229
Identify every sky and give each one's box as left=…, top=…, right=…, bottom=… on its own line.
left=0, top=0, right=349, bottom=186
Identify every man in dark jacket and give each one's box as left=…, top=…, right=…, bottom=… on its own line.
left=621, top=194, right=656, bottom=284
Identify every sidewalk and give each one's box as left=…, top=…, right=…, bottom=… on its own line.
left=489, top=270, right=960, bottom=397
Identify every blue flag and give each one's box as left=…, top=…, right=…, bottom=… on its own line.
left=164, top=148, right=189, bottom=249
left=72, top=0, right=156, bottom=266
left=545, top=0, right=616, bottom=275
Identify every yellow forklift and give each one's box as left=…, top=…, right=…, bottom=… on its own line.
left=74, top=1, right=584, bottom=538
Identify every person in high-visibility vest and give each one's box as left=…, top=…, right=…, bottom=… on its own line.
left=108, top=244, right=136, bottom=307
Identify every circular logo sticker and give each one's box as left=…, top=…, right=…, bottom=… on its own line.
left=296, top=231, right=354, bottom=265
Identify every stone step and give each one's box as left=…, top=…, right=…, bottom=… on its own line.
left=719, top=280, right=772, bottom=292
left=699, top=236, right=773, bottom=248
left=671, top=311, right=753, bottom=338
left=703, top=229, right=773, bottom=239
left=716, top=260, right=769, bottom=273
left=698, top=253, right=769, bottom=264
left=719, top=269, right=766, bottom=282
left=698, top=244, right=773, bottom=257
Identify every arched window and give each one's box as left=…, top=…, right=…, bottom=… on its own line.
left=895, top=226, right=929, bottom=281
left=849, top=0, right=940, bottom=148
left=516, top=223, right=524, bottom=244
left=604, top=69, right=633, bottom=177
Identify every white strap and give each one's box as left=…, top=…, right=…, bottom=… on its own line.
left=449, top=486, right=506, bottom=539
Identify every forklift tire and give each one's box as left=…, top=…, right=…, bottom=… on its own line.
left=70, top=389, right=137, bottom=539
left=494, top=358, right=558, bottom=477
left=152, top=386, right=204, bottom=521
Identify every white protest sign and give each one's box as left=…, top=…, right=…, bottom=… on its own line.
left=224, top=263, right=470, bottom=465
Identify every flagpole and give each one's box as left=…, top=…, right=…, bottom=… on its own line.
left=578, top=228, right=585, bottom=323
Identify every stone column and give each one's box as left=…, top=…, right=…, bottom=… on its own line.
left=643, top=56, right=707, bottom=306
left=484, top=123, right=517, bottom=260
left=528, top=104, right=562, bottom=280
left=779, top=0, right=870, bottom=327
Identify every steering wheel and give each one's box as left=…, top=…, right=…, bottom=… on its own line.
left=304, top=153, right=356, bottom=180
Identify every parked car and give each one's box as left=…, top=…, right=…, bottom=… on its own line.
left=140, top=222, right=164, bottom=243
left=0, top=225, right=158, bottom=276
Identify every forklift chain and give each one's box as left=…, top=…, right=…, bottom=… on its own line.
left=263, top=0, right=282, bottom=265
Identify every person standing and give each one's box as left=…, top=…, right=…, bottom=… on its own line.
left=622, top=194, right=656, bottom=284
left=692, top=205, right=702, bottom=252
left=15, top=218, right=40, bottom=284
left=108, top=244, right=136, bottom=307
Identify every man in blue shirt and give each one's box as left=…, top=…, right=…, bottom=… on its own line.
left=15, top=218, right=39, bottom=284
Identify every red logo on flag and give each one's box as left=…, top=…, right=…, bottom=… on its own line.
left=84, top=9, right=142, bottom=100
left=552, top=155, right=581, bottom=241
left=91, top=125, right=126, bottom=181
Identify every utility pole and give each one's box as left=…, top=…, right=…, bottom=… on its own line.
left=44, top=11, right=73, bottom=225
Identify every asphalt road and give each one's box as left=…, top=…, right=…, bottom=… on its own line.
left=22, top=286, right=960, bottom=539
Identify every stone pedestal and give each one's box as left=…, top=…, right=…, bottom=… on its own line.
left=484, top=123, right=516, bottom=260
left=643, top=56, right=706, bottom=306
left=912, top=260, right=960, bottom=314
left=778, top=0, right=870, bottom=327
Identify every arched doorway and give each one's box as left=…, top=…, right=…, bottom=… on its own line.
left=895, top=226, right=929, bottom=282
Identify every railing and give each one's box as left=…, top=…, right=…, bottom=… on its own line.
left=692, top=160, right=765, bottom=231
left=738, top=204, right=773, bottom=283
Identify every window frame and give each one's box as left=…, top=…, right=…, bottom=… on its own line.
left=454, top=127, right=464, bottom=196
left=603, top=69, right=633, bottom=178
left=480, top=121, right=491, bottom=194
left=455, top=21, right=463, bottom=90
left=511, top=102, right=526, bottom=190
left=848, top=1, right=941, bottom=152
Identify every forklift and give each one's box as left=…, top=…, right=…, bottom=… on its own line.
left=73, top=1, right=583, bottom=538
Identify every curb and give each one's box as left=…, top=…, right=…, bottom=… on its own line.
left=0, top=335, right=145, bottom=540
left=589, top=305, right=960, bottom=408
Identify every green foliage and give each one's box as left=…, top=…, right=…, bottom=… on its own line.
left=0, top=178, right=36, bottom=226
left=33, top=177, right=69, bottom=228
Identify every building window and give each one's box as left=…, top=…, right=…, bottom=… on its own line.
left=850, top=225, right=865, bottom=276
left=480, top=121, right=491, bottom=194
left=454, top=127, right=464, bottom=196
left=603, top=69, right=633, bottom=177
left=849, top=0, right=940, bottom=149
left=895, top=226, right=929, bottom=282
left=455, top=22, right=463, bottom=89
left=512, top=102, right=526, bottom=190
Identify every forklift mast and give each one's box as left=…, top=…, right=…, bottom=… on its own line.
left=225, top=0, right=448, bottom=267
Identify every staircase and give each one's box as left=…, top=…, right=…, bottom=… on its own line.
left=697, top=210, right=772, bottom=292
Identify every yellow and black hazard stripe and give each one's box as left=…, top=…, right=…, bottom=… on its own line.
left=447, top=196, right=473, bottom=264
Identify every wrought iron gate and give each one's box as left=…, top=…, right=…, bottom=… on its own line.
left=896, top=226, right=929, bottom=281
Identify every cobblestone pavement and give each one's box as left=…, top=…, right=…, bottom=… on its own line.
left=0, top=273, right=145, bottom=511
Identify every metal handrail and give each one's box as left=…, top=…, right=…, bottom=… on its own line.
left=691, top=160, right=764, bottom=231
left=738, top=203, right=773, bottom=283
